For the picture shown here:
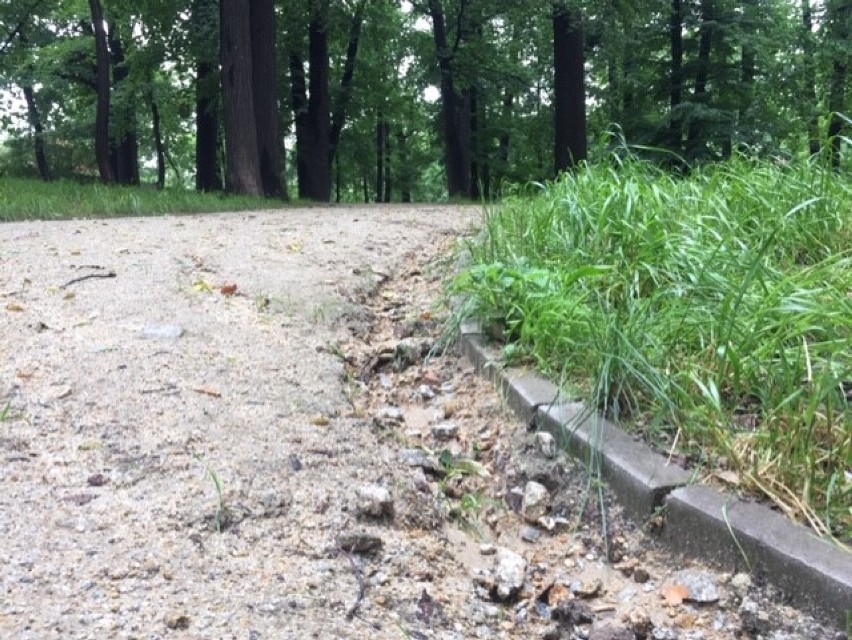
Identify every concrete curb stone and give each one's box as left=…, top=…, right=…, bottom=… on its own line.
left=457, top=330, right=852, bottom=628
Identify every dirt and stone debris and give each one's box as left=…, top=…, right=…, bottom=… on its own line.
left=0, top=206, right=844, bottom=639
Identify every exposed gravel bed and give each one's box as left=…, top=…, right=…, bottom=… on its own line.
left=0, top=206, right=844, bottom=640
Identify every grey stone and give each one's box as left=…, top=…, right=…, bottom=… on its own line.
left=140, top=324, right=184, bottom=339
left=588, top=622, right=636, bottom=640
left=399, top=448, right=443, bottom=475
left=376, top=406, right=404, bottom=423
left=536, top=432, right=557, bottom=458
left=356, top=484, right=394, bottom=518
left=652, top=628, right=679, bottom=640
left=432, top=422, right=459, bottom=440
left=730, top=572, right=751, bottom=594
left=521, top=527, right=541, bottom=543
left=522, top=481, right=549, bottom=523
left=673, top=570, right=719, bottom=603
left=492, top=547, right=527, bottom=602
left=419, top=384, right=436, bottom=400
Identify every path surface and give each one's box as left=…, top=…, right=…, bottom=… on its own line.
left=0, top=206, right=841, bottom=640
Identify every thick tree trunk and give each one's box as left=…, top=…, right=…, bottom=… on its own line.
left=22, top=84, right=51, bottom=181
left=250, top=0, right=285, bottom=198
left=192, top=0, right=221, bottom=191
left=686, top=0, right=713, bottom=157
left=288, top=53, right=309, bottom=199
left=305, top=5, right=332, bottom=201
left=428, top=0, right=469, bottom=198
left=801, top=0, right=821, bottom=156
left=89, top=0, right=113, bottom=183
left=219, top=0, right=262, bottom=195
left=329, top=0, right=366, bottom=165
left=669, top=0, right=684, bottom=152
left=195, top=60, right=222, bottom=191
left=553, top=2, right=587, bottom=174
left=108, top=25, right=139, bottom=185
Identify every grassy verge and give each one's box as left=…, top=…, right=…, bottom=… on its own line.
left=0, top=178, right=284, bottom=221
left=451, top=154, right=851, bottom=543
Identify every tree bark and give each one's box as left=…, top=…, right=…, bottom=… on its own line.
left=250, top=0, right=285, bottom=198
left=108, top=24, right=139, bottom=185
left=22, top=84, right=51, bottom=181
left=397, top=131, right=412, bottom=203
left=553, top=2, right=587, bottom=174
left=88, top=0, right=113, bottom=183
left=288, top=53, right=309, bottom=199
left=801, top=0, right=821, bottom=156
left=149, top=89, right=166, bottom=189
left=305, top=3, right=332, bottom=201
left=686, top=0, right=713, bottom=157
left=428, top=0, right=470, bottom=198
left=329, top=0, right=366, bottom=165
left=375, top=113, right=385, bottom=202
left=826, top=0, right=849, bottom=168
left=669, top=0, right=684, bottom=152
left=219, top=0, right=262, bottom=195
left=192, top=0, right=221, bottom=191
left=469, top=85, right=480, bottom=199
left=382, top=120, right=391, bottom=203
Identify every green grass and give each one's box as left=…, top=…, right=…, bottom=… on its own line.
left=0, top=177, right=284, bottom=221
left=452, top=153, right=852, bottom=543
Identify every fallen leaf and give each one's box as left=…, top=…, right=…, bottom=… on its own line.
left=70, top=250, right=81, bottom=256
left=193, top=385, right=222, bottom=398
left=6, top=302, right=24, bottom=312
left=78, top=440, right=103, bottom=451
left=310, top=414, right=330, bottom=426
left=16, top=370, right=34, bottom=379
left=661, top=583, right=689, bottom=606
left=56, top=387, right=72, bottom=399
left=287, top=241, right=303, bottom=252
left=193, top=280, right=213, bottom=293
left=220, top=282, right=238, bottom=296
left=63, top=292, right=76, bottom=300
left=381, top=290, right=397, bottom=300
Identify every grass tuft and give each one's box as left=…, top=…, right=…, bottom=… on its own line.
left=452, top=153, right=852, bottom=543
left=0, top=178, right=284, bottom=221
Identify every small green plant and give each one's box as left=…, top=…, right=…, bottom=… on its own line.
left=0, top=401, right=10, bottom=422
left=193, top=453, right=226, bottom=533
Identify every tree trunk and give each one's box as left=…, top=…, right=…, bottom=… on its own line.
left=383, top=120, right=391, bottom=203
left=428, top=0, right=469, bottom=198
left=686, top=0, right=713, bottom=157
left=219, top=0, right=262, bottom=195
left=669, top=0, right=684, bottom=152
left=498, top=89, right=513, bottom=186
left=22, top=84, right=51, bottom=181
left=305, top=4, right=332, bottom=201
left=375, top=113, right=385, bottom=202
left=553, top=2, right=587, bottom=174
left=89, top=0, right=113, bottom=183
left=826, top=0, right=849, bottom=168
left=469, top=85, right=480, bottom=199
left=192, top=0, right=221, bottom=191
left=149, top=89, right=166, bottom=189
left=108, top=24, right=139, bottom=185
left=288, top=53, right=309, bottom=199
left=250, top=0, right=285, bottom=198
left=397, top=131, right=412, bottom=203
left=329, top=0, right=366, bottom=165
left=801, top=0, right=821, bottom=156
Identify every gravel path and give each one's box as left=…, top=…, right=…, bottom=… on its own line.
left=0, top=206, right=842, bottom=640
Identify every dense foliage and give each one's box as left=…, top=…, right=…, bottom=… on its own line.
left=0, top=0, right=849, bottom=199
left=453, top=152, right=852, bottom=542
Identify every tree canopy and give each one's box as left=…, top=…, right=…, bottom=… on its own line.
left=0, top=0, right=849, bottom=199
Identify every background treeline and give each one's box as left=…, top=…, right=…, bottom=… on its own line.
left=0, top=0, right=849, bottom=201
